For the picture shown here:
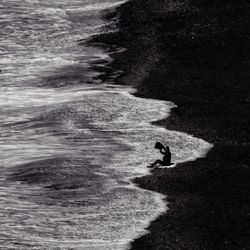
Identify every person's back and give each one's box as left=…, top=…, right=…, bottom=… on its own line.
left=162, top=146, right=171, bottom=165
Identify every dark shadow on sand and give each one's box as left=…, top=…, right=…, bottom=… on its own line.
left=86, top=0, right=250, bottom=249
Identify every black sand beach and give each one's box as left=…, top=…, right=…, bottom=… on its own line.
left=89, top=0, right=250, bottom=249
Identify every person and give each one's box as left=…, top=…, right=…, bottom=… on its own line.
left=147, top=143, right=171, bottom=168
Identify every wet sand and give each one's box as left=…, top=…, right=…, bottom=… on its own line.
left=89, top=0, right=250, bottom=248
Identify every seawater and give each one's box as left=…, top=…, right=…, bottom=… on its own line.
left=0, top=0, right=213, bottom=249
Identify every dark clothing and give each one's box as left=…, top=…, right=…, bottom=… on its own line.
left=163, top=151, right=171, bottom=165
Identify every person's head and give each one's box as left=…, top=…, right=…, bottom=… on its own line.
left=165, top=146, right=170, bottom=152
left=155, top=141, right=163, bottom=150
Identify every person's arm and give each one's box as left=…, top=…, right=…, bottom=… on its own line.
left=160, top=148, right=166, bottom=155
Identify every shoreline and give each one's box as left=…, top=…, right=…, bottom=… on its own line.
left=118, top=87, right=213, bottom=249
left=88, top=0, right=250, bottom=249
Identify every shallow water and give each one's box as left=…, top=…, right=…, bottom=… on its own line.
left=0, top=1, right=212, bottom=249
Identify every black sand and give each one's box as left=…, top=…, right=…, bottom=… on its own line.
left=88, top=0, right=250, bottom=249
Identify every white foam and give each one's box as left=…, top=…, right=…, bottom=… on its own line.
left=0, top=83, right=213, bottom=250
left=66, top=1, right=127, bottom=12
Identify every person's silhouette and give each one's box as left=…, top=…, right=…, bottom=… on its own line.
left=147, top=142, right=171, bottom=168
